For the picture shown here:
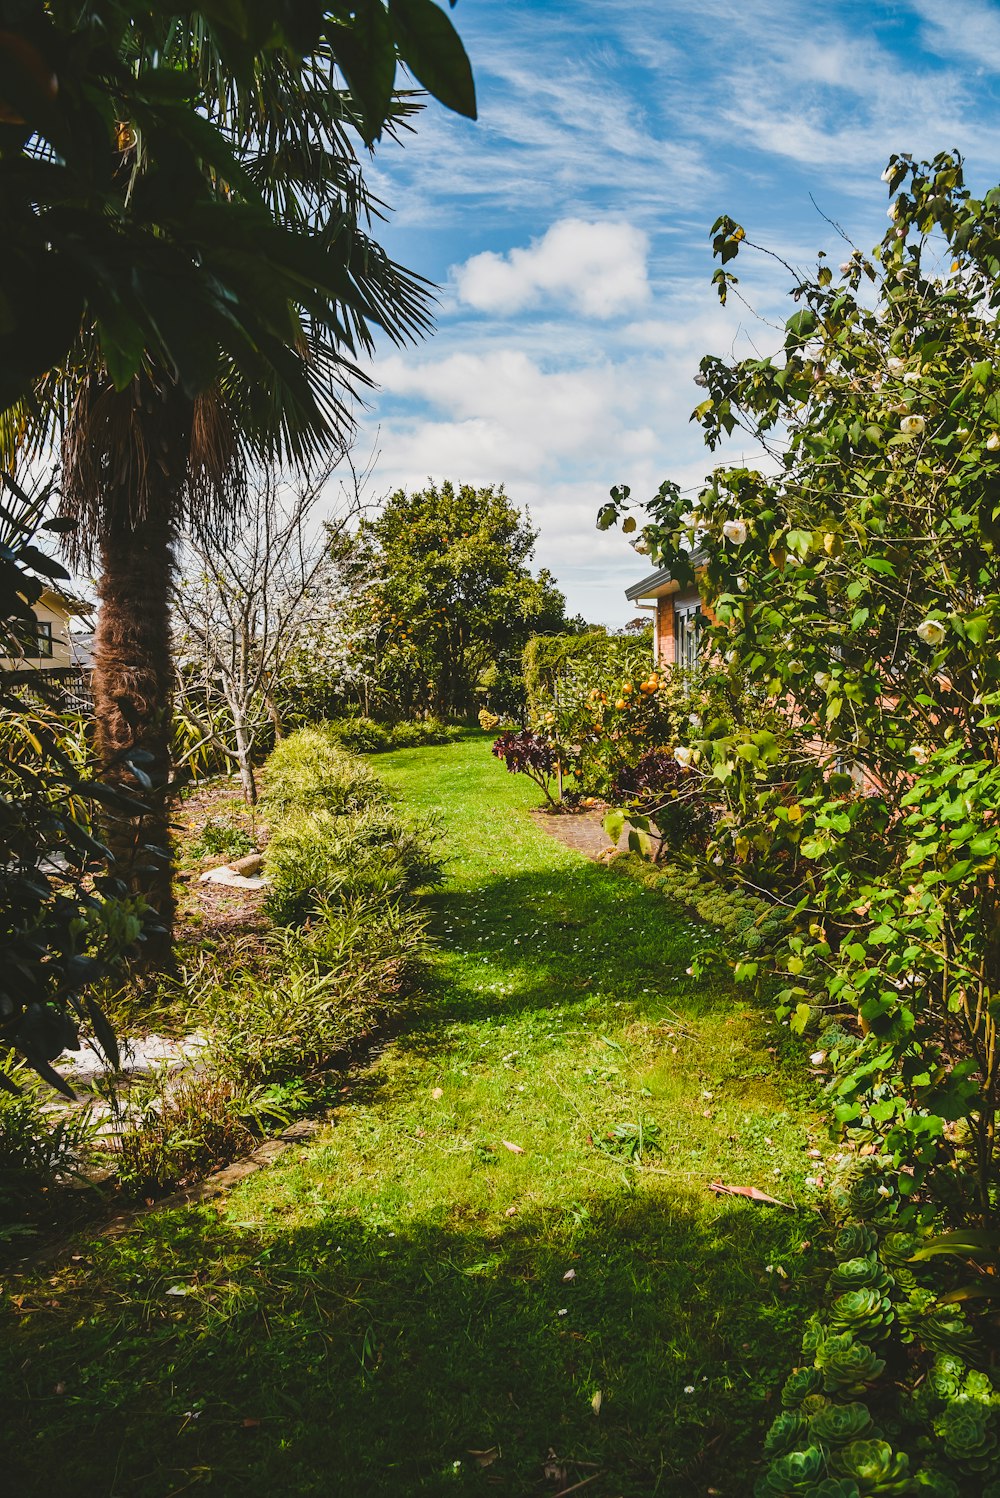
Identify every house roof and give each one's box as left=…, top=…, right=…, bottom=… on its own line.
left=39, top=584, right=94, bottom=619
left=624, top=548, right=707, bottom=603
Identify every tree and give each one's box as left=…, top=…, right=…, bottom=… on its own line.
left=353, top=481, right=569, bottom=719
left=172, top=457, right=353, bottom=805
left=0, top=1, right=477, bottom=959
left=602, top=153, right=1000, bottom=1223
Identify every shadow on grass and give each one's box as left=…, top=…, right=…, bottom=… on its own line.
left=1, top=1185, right=821, bottom=1498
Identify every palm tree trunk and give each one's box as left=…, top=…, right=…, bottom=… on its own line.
left=94, top=502, right=176, bottom=964
left=91, top=385, right=193, bottom=968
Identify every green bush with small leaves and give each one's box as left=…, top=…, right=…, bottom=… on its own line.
left=262, top=726, right=386, bottom=815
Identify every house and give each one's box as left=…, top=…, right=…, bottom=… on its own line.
left=0, top=585, right=94, bottom=685
left=624, top=554, right=714, bottom=669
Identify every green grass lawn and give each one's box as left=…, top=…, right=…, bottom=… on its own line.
left=0, top=734, right=833, bottom=1497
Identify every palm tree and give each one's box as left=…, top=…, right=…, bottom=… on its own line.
left=0, top=15, right=458, bottom=962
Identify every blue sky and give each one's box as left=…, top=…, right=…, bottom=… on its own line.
left=356, top=0, right=1000, bottom=625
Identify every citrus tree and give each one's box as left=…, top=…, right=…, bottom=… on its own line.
left=602, top=153, right=1000, bottom=1227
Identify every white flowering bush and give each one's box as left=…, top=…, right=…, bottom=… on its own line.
left=600, top=153, right=1000, bottom=1237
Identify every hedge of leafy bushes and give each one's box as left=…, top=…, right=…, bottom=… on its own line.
left=321, top=716, right=461, bottom=754
left=261, top=727, right=441, bottom=924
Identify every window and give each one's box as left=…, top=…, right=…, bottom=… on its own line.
left=674, top=601, right=701, bottom=671
left=35, top=620, right=53, bottom=658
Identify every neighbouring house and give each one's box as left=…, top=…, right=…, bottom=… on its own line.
left=0, top=585, right=95, bottom=699
left=624, top=553, right=714, bottom=669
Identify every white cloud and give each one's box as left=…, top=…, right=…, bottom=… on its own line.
left=907, top=0, right=1000, bottom=71
left=452, top=219, right=651, bottom=319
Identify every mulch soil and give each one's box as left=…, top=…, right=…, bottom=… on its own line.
left=528, top=803, right=622, bottom=860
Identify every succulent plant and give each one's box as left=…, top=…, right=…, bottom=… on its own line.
left=878, top=1231, right=917, bottom=1269
left=827, top=1288, right=894, bottom=1341
left=924, top=1354, right=968, bottom=1408
left=830, top=1438, right=911, bottom=1493
left=816, top=1333, right=886, bottom=1396
left=897, top=1298, right=977, bottom=1359
left=783, top=1367, right=825, bottom=1409
left=753, top=1445, right=825, bottom=1496
left=827, top=1256, right=893, bottom=1298
left=911, top=1470, right=960, bottom=1497
left=828, top=1163, right=894, bottom=1224
left=802, top=1315, right=828, bottom=1356
left=809, top=1483, right=862, bottom=1498
left=801, top=1394, right=833, bottom=1419
left=982, top=1480, right=1000, bottom=1498
left=834, top=1224, right=878, bottom=1259
left=764, top=1411, right=812, bottom=1460
left=810, top=1401, right=874, bottom=1447
left=933, top=1397, right=999, bottom=1473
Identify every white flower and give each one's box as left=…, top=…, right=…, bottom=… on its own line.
left=839, top=261, right=853, bottom=274
left=886, top=356, right=905, bottom=374
left=813, top=671, right=830, bottom=689
left=877, top=1184, right=893, bottom=1199
left=722, top=518, right=748, bottom=546
left=911, top=743, right=929, bottom=765
left=688, top=712, right=703, bottom=729
left=957, top=428, right=971, bottom=441
left=673, top=745, right=693, bottom=768
left=684, top=1385, right=695, bottom=1394
left=809, top=1050, right=826, bottom=1066
left=712, top=854, right=724, bottom=866
left=916, top=618, right=946, bottom=646
left=988, top=433, right=1000, bottom=452
left=899, top=414, right=925, bottom=436
left=887, top=202, right=898, bottom=220
left=881, top=165, right=894, bottom=183
left=631, top=537, right=651, bottom=555
left=902, top=371, right=920, bottom=384
left=737, top=575, right=748, bottom=591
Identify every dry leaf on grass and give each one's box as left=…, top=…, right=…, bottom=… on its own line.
left=501, top=1139, right=524, bottom=1154
left=708, top=1179, right=792, bottom=1209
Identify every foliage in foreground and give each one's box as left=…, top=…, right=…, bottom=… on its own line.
left=757, top=1162, right=1000, bottom=1498
left=600, top=153, right=1000, bottom=1495
left=604, top=152, right=1000, bottom=1223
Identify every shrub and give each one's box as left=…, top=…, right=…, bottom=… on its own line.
left=491, top=729, right=560, bottom=805
left=264, top=806, right=441, bottom=925
left=190, top=818, right=255, bottom=863
left=390, top=717, right=461, bottom=747
left=0, top=1053, right=97, bottom=1210
left=208, top=897, right=428, bottom=1083
left=609, top=749, right=717, bottom=852
left=388, top=721, right=424, bottom=748
left=110, top=1066, right=270, bottom=1197
left=262, top=726, right=386, bottom=814
left=324, top=717, right=393, bottom=754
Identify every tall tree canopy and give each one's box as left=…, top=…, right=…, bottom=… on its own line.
left=353, top=481, right=568, bottom=718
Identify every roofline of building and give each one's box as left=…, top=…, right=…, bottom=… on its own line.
left=624, top=548, right=708, bottom=603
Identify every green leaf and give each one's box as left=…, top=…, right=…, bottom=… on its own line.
left=390, top=0, right=477, bottom=119
left=332, top=0, right=397, bottom=146
left=790, top=1000, right=812, bottom=1033
left=603, top=810, right=624, bottom=844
